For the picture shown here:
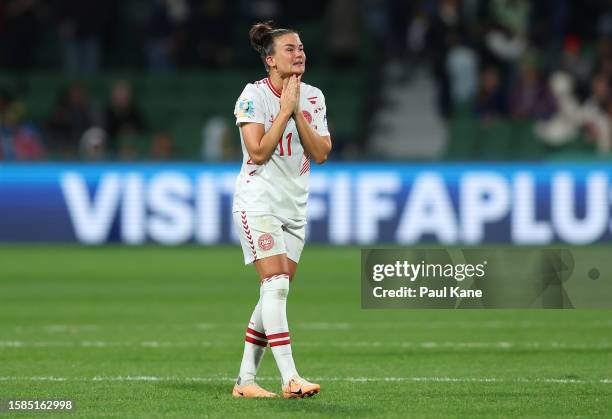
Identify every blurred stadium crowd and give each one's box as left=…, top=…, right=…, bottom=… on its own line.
left=406, top=0, right=612, bottom=159
left=0, top=0, right=610, bottom=161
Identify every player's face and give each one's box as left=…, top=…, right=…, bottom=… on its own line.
left=269, top=33, right=306, bottom=76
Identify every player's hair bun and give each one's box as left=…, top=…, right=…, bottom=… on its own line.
left=249, top=21, right=275, bottom=54
left=249, top=21, right=297, bottom=71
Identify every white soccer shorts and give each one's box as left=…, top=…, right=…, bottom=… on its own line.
left=233, top=211, right=306, bottom=265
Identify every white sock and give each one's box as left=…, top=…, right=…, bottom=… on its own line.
left=260, top=274, right=299, bottom=385
left=237, top=296, right=267, bottom=385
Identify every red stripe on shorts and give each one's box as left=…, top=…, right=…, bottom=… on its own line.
left=240, top=211, right=257, bottom=260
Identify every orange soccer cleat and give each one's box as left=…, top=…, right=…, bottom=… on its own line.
left=232, top=382, right=279, bottom=398
left=282, top=376, right=320, bottom=399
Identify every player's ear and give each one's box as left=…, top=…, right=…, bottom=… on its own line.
left=265, top=55, right=275, bottom=69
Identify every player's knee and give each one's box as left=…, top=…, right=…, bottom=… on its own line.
left=260, top=272, right=290, bottom=298
left=261, top=272, right=290, bottom=283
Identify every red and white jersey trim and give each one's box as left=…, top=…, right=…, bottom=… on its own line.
left=299, top=157, right=310, bottom=176
left=264, top=77, right=281, bottom=98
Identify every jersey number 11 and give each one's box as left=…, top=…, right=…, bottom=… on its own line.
left=279, top=133, right=292, bottom=156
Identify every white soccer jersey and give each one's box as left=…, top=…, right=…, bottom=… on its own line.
left=232, top=77, right=330, bottom=219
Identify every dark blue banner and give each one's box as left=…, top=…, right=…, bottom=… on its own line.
left=1, top=162, right=610, bottom=244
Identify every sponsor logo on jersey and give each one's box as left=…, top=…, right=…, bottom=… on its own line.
left=258, top=233, right=275, bottom=251
left=302, top=110, right=312, bottom=124
left=236, top=98, right=255, bottom=118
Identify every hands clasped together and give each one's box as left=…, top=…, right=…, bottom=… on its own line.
left=280, top=75, right=301, bottom=118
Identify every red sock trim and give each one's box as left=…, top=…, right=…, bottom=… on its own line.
left=245, top=336, right=267, bottom=347
left=260, top=274, right=289, bottom=285
left=246, top=327, right=267, bottom=340
left=266, top=331, right=290, bottom=340
left=269, top=339, right=291, bottom=347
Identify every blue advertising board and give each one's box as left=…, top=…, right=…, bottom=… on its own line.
left=1, top=162, right=611, bottom=244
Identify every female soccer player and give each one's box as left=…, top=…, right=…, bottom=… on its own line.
left=231, top=22, right=331, bottom=398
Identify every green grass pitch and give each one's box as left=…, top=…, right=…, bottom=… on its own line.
left=1, top=245, right=611, bottom=418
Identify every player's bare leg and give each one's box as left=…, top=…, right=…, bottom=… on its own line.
left=254, top=253, right=297, bottom=281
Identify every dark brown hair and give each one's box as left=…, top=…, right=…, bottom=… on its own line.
left=249, top=21, right=296, bottom=70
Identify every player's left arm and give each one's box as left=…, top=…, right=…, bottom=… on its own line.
left=293, top=84, right=331, bottom=164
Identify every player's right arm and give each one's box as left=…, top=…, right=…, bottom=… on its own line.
left=239, top=77, right=298, bottom=165
left=241, top=114, right=290, bottom=165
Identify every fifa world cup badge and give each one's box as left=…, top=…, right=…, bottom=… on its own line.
left=237, top=99, right=255, bottom=118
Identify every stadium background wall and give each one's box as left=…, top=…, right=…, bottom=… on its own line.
left=1, top=162, right=611, bottom=245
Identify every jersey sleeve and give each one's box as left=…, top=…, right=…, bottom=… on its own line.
left=312, top=89, right=330, bottom=137
left=234, top=84, right=265, bottom=126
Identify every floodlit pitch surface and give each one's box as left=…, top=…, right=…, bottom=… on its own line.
left=1, top=246, right=611, bottom=418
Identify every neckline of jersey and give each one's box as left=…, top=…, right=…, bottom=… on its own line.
left=265, top=77, right=282, bottom=98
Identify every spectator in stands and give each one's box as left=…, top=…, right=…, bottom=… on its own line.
left=104, top=80, right=146, bottom=157
left=446, top=34, right=479, bottom=105
left=535, top=71, right=581, bottom=147
left=407, top=7, right=429, bottom=65
left=54, top=0, right=109, bottom=74
left=560, top=35, right=594, bottom=99
left=474, top=66, right=507, bottom=121
left=201, top=116, right=233, bottom=161
left=426, top=0, right=466, bottom=118
left=0, top=101, right=46, bottom=161
left=46, top=83, right=100, bottom=159
left=488, top=0, right=530, bottom=40
left=145, top=0, right=190, bottom=71
left=186, top=0, right=233, bottom=68
left=594, top=38, right=612, bottom=81
left=478, top=0, right=529, bottom=93
left=79, top=126, right=107, bottom=161
left=580, top=73, right=611, bottom=154
left=151, top=131, right=175, bottom=160
left=509, top=57, right=555, bottom=120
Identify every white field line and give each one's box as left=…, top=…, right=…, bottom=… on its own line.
left=0, top=340, right=611, bottom=350
left=0, top=376, right=609, bottom=385
left=43, top=325, right=99, bottom=333
left=0, top=341, right=212, bottom=348
left=11, top=320, right=612, bottom=333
